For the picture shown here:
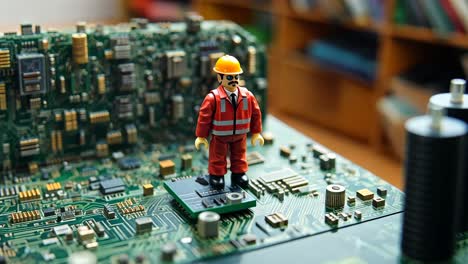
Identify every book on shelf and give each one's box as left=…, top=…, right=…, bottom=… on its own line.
left=395, top=0, right=468, bottom=34
left=449, top=0, right=468, bottom=32
left=290, top=0, right=384, bottom=24
left=306, top=33, right=378, bottom=81
left=405, top=0, right=431, bottom=28
left=440, top=0, right=466, bottom=33
left=423, top=0, right=454, bottom=34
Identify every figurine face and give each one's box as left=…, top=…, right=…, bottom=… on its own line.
left=218, top=74, right=240, bottom=92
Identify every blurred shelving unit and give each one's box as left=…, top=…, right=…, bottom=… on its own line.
left=194, top=0, right=468, bottom=150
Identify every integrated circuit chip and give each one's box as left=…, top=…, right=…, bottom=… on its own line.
left=43, top=207, right=56, bottom=217
left=99, top=178, right=125, bottom=195
left=164, top=176, right=256, bottom=218
left=260, top=168, right=297, bottom=183
left=265, top=212, right=288, bottom=228
left=118, top=157, right=141, bottom=170
left=61, top=211, right=76, bottom=221
left=356, top=189, right=374, bottom=201
left=135, top=217, right=153, bottom=234
left=17, top=53, right=47, bottom=96
left=53, top=225, right=72, bottom=236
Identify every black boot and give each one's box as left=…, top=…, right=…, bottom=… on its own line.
left=231, top=173, right=249, bottom=188
left=209, top=175, right=225, bottom=189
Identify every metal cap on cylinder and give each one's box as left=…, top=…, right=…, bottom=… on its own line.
left=428, top=104, right=445, bottom=132
left=430, top=79, right=468, bottom=111
left=197, top=211, right=220, bottom=238
left=450, top=79, right=466, bottom=104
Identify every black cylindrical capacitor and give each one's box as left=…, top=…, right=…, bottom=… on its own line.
left=430, top=79, right=468, bottom=124
left=402, top=106, right=467, bottom=261
left=430, top=79, right=468, bottom=233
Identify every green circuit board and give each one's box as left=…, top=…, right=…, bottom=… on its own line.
left=0, top=17, right=267, bottom=172
left=0, top=115, right=406, bottom=263
left=4, top=17, right=462, bottom=264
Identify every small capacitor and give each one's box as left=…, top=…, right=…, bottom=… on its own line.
left=325, top=184, right=345, bottom=209
left=56, top=131, right=63, bottom=152
left=197, top=211, right=220, bottom=238
left=247, top=46, right=257, bottom=75
left=226, top=192, right=243, bottom=204
left=51, top=131, right=57, bottom=153
left=145, top=72, right=154, bottom=90
left=160, top=243, right=177, bottom=261
left=78, top=109, right=87, bottom=122
left=60, top=76, right=66, bottom=94
left=172, top=95, right=184, bottom=121
left=76, top=21, right=87, bottom=33
left=97, top=74, right=106, bottom=95
left=200, top=56, right=209, bottom=77
left=35, top=25, right=41, bottom=34
left=148, top=106, right=156, bottom=127
left=2, top=143, right=9, bottom=155
left=185, top=12, right=203, bottom=33
left=72, top=33, right=88, bottom=64
left=402, top=105, right=467, bottom=262
left=79, top=130, right=86, bottom=146
left=41, top=39, right=49, bottom=51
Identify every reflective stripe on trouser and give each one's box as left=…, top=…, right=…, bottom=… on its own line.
left=208, top=134, right=247, bottom=176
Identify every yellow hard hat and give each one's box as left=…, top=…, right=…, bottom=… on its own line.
left=213, top=55, right=243, bottom=74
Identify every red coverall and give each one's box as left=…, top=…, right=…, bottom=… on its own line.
left=196, top=85, right=262, bottom=176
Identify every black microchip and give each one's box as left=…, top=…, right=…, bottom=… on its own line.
left=104, top=205, right=116, bottom=219
left=118, top=63, right=135, bottom=91
left=61, top=211, right=76, bottom=221
left=114, top=96, right=134, bottom=119
left=99, top=174, right=112, bottom=182
left=377, top=187, right=387, bottom=197
left=118, top=157, right=141, bottom=170
left=82, top=167, right=98, bottom=177
left=43, top=207, right=56, bottom=217
left=17, top=53, right=47, bottom=96
left=89, top=183, right=100, bottom=191
left=89, top=176, right=98, bottom=184
left=95, top=222, right=106, bottom=236
left=100, top=178, right=125, bottom=195
left=69, top=192, right=81, bottom=199
left=195, top=176, right=209, bottom=186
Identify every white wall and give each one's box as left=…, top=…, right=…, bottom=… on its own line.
left=0, top=0, right=125, bottom=31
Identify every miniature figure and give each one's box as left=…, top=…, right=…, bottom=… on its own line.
left=195, top=55, right=264, bottom=188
